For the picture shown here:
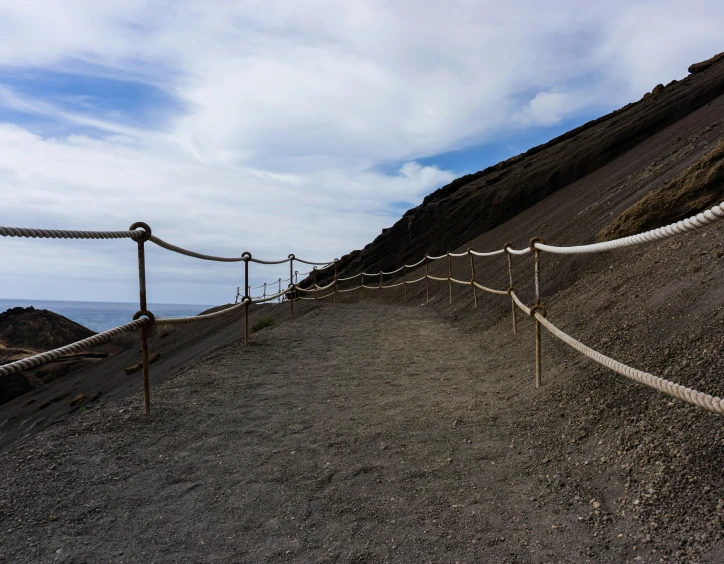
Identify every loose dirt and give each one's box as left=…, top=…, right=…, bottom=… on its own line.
left=0, top=299, right=720, bottom=563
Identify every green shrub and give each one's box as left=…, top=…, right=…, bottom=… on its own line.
left=252, top=316, right=275, bottom=333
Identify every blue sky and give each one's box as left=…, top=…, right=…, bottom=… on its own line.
left=1, top=1, right=723, bottom=305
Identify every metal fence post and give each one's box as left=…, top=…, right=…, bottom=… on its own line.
left=504, top=243, right=517, bottom=335
left=403, top=265, right=407, bottom=303
left=333, top=259, right=339, bottom=308
left=447, top=252, right=452, bottom=304
left=530, top=238, right=546, bottom=389
left=288, top=255, right=295, bottom=319
left=468, top=248, right=478, bottom=308
left=242, top=252, right=251, bottom=344
left=313, top=267, right=318, bottom=302
left=425, top=255, right=429, bottom=303
left=361, top=273, right=364, bottom=302
left=378, top=271, right=382, bottom=299
left=130, top=222, right=154, bottom=416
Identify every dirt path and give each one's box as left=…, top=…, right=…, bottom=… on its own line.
left=0, top=303, right=680, bottom=562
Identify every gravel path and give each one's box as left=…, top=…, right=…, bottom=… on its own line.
left=0, top=302, right=718, bottom=563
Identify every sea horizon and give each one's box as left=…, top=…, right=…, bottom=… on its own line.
left=0, top=298, right=217, bottom=333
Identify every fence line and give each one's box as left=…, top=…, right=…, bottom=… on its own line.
left=1, top=200, right=722, bottom=415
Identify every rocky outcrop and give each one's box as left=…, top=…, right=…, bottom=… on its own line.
left=0, top=307, right=94, bottom=352
left=688, top=51, right=724, bottom=74
left=0, top=307, right=96, bottom=405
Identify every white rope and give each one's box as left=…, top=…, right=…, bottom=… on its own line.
left=535, top=201, right=724, bottom=254
left=470, top=249, right=505, bottom=257
left=405, top=257, right=427, bottom=268
left=337, top=285, right=362, bottom=293
left=0, top=319, right=148, bottom=375
left=509, top=292, right=724, bottom=414
left=472, top=281, right=509, bottom=296
left=450, top=277, right=472, bottom=285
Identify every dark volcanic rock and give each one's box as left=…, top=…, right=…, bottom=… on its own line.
left=323, top=53, right=724, bottom=283
left=0, top=306, right=94, bottom=352
left=0, top=373, right=32, bottom=405
left=689, top=51, right=724, bottom=74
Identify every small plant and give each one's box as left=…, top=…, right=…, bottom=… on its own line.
left=252, top=316, right=275, bottom=333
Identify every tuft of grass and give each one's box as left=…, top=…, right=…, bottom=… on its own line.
left=596, top=139, right=724, bottom=242
left=252, top=316, right=275, bottom=333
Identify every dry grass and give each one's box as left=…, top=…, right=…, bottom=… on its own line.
left=596, top=138, right=724, bottom=241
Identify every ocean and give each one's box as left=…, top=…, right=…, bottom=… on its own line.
left=0, top=299, right=214, bottom=333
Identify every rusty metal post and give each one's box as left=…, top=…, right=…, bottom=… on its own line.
left=313, top=267, right=318, bottom=302
left=288, top=255, right=295, bottom=319
left=468, top=249, right=478, bottom=308
left=447, top=252, right=452, bottom=304
left=130, top=222, right=154, bottom=416
left=403, top=265, right=407, bottom=303
left=504, top=243, right=517, bottom=335
left=242, top=252, right=251, bottom=344
left=332, top=259, right=339, bottom=309
left=530, top=238, right=546, bottom=389
left=425, top=255, right=430, bottom=303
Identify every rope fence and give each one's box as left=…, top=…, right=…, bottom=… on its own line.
left=1, top=200, right=722, bottom=416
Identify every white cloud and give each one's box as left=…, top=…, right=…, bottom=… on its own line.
left=0, top=0, right=723, bottom=304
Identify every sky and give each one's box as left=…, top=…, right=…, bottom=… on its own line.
left=1, top=0, right=723, bottom=306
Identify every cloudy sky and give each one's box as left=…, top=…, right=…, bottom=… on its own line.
left=1, top=0, right=722, bottom=306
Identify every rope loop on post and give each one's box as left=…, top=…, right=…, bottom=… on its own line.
left=529, top=304, right=547, bottom=319
left=132, top=310, right=156, bottom=325
left=506, top=286, right=517, bottom=296
left=288, top=253, right=295, bottom=260
left=503, top=242, right=514, bottom=254
left=241, top=251, right=252, bottom=262
left=529, top=237, right=545, bottom=252
left=129, top=222, right=152, bottom=243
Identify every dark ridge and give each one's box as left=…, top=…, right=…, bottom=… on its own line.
left=0, top=306, right=95, bottom=352
left=314, top=52, right=724, bottom=284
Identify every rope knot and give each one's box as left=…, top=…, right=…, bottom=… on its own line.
left=129, top=222, right=152, bottom=243
left=529, top=237, right=545, bottom=252
left=530, top=304, right=547, bottom=319
left=133, top=309, right=156, bottom=325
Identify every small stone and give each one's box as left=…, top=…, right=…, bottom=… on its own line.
left=69, top=394, right=86, bottom=407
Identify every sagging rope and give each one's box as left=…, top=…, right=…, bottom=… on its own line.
left=509, top=291, right=724, bottom=414
left=0, top=318, right=149, bottom=376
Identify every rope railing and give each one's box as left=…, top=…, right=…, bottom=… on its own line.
left=2, top=200, right=722, bottom=416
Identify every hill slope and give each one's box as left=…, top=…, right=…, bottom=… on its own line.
left=326, top=53, right=724, bottom=281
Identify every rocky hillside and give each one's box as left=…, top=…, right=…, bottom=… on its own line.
left=0, top=307, right=97, bottom=405
left=321, top=52, right=724, bottom=282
